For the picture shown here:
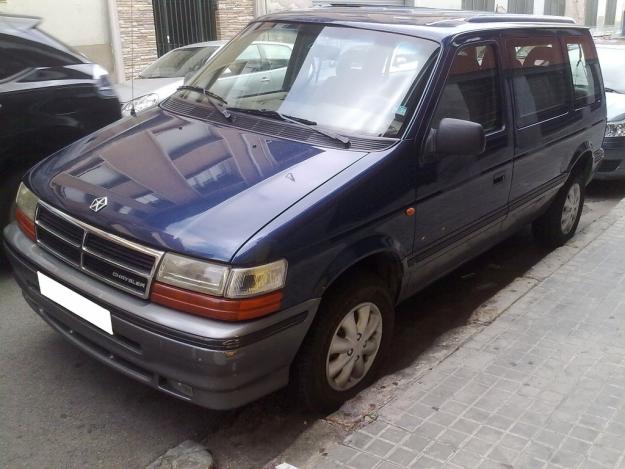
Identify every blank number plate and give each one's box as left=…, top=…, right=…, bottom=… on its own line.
left=37, top=272, right=113, bottom=335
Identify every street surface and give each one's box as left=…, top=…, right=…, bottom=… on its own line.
left=1, top=181, right=624, bottom=469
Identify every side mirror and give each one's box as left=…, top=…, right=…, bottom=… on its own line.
left=429, top=118, right=486, bottom=158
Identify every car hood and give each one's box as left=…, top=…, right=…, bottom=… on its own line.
left=28, top=107, right=367, bottom=262
left=607, top=91, right=625, bottom=123
left=114, top=78, right=183, bottom=103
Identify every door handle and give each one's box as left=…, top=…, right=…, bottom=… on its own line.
left=259, top=76, right=270, bottom=83
left=493, top=173, right=506, bottom=185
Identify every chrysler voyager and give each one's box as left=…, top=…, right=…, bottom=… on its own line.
left=4, top=8, right=606, bottom=411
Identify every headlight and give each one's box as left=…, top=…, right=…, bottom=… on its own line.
left=15, top=182, right=38, bottom=241
left=121, top=93, right=159, bottom=116
left=15, top=182, right=38, bottom=222
left=93, top=64, right=117, bottom=98
left=155, top=253, right=287, bottom=299
left=606, top=120, right=625, bottom=138
left=156, top=253, right=230, bottom=296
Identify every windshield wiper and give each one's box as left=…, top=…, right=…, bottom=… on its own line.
left=605, top=87, right=624, bottom=95
left=227, top=107, right=351, bottom=148
left=177, top=86, right=231, bottom=120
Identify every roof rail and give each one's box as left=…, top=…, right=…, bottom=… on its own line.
left=320, top=2, right=403, bottom=6
left=467, top=14, right=576, bottom=24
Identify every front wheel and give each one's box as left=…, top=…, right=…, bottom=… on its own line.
left=292, top=273, right=394, bottom=413
left=532, top=172, right=585, bottom=248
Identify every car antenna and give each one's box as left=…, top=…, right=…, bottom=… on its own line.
left=130, top=0, right=136, bottom=117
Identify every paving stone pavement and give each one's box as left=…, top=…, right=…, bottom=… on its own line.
left=311, top=209, right=625, bottom=469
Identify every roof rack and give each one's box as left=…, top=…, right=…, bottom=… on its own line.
left=467, top=14, right=576, bottom=24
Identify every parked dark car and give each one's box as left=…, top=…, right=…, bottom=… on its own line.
left=593, top=42, right=625, bottom=179
left=0, top=14, right=121, bottom=228
left=3, top=9, right=606, bottom=412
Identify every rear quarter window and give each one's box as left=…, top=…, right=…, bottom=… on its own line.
left=564, top=35, right=602, bottom=108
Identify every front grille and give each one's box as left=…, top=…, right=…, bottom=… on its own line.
left=35, top=204, right=163, bottom=298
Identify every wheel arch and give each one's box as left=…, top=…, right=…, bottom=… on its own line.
left=314, top=237, right=405, bottom=305
left=566, top=142, right=595, bottom=184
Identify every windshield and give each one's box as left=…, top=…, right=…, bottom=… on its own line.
left=597, top=46, right=625, bottom=94
left=140, top=46, right=221, bottom=79
left=185, top=22, right=439, bottom=138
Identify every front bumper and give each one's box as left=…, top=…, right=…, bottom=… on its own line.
left=595, top=137, right=625, bottom=180
left=4, top=224, right=319, bottom=409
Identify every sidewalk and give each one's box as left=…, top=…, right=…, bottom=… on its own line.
left=299, top=201, right=625, bottom=469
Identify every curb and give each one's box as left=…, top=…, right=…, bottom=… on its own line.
left=272, top=197, right=625, bottom=469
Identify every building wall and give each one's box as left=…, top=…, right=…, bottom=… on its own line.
left=0, top=0, right=115, bottom=74
left=215, top=0, right=257, bottom=39
left=115, top=0, right=158, bottom=80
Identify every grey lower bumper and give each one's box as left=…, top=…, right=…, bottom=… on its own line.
left=595, top=139, right=625, bottom=180
left=4, top=224, right=319, bottom=410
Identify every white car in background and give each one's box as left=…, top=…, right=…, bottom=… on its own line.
left=115, top=40, right=226, bottom=116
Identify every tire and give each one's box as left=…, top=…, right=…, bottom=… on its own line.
left=532, top=171, right=585, bottom=249
left=292, top=272, right=395, bottom=413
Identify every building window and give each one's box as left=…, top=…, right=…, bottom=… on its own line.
left=508, top=0, right=535, bottom=14
left=544, top=0, right=565, bottom=16
left=585, top=0, right=599, bottom=26
left=605, top=0, right=618, bottom=25
left=461, top=0, right=495, bottom=12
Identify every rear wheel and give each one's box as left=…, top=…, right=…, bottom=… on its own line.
left=292, top=273, right=394, bottom=413
left=532, top=172, right=585, bottom=249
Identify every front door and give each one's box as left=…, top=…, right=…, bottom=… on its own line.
left=407, top=40, right=514, bottom=286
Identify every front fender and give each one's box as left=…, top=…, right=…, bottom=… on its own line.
left=313, top=234, right=404, bottom=299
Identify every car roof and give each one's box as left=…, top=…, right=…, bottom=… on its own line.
left=0, top=13, right=41, bottom=33
left=257, top=7, right=585, bottom=41
left=0, top=13, right=87, bottom=63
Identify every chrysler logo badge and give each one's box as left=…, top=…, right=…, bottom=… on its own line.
left=90, top=196, right=108, bottom=213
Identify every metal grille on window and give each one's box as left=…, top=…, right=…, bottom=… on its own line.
left=544, top=0, right=565, bottom=16
left=461, top=0, right=495, bottom=12
left=152, top=0, right=217, bottom=57
left=507, top=0, right=534, bottom=14
left=605, top=0, right=618, bottom=26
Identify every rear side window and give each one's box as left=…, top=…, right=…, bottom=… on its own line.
left=432, top=43, right=503, bottom=133
left=0, top=31, right=79, bottom=81
left=508, top=37, right=569, bottom=127
left=564, top=36, right=602, bottom=108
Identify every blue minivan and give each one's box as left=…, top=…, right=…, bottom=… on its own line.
left=4, top=8, right=606, bottom=411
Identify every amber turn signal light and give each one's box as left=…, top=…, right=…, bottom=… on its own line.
left=16, top=207, right=36, bottom=242
left=150, top=281, right=283, bottom=321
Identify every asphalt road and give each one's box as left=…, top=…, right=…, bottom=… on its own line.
left=2, top=181, right=625, bottom=469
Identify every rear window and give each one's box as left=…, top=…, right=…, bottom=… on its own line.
left=508, top=37, right=569, bottom=127
left=0, top=30, right=80, bottom=80
left=564, top=36, right=602, bottom=108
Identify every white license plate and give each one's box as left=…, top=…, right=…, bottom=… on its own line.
left=37, top=272, right=113, bottom=335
